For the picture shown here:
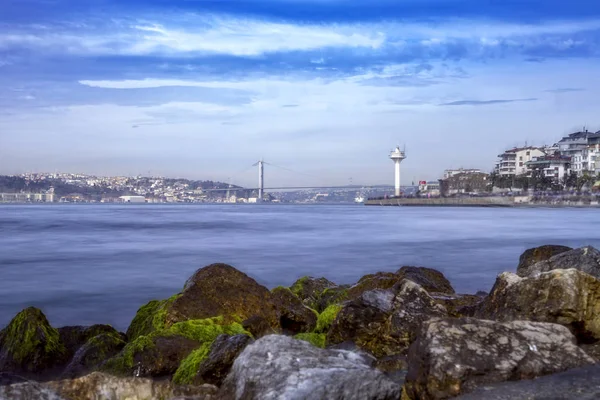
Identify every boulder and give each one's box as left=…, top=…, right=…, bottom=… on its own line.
left=396, top=266, right=455, bottom=295
left=242, top=316, right=276, bottom=339
left=455, top=364, right=600, bottom=400
left=271, top=287, right=317, bottom=334
left=516, top=244, right=572, bottom=276
left=404, top=317, right=594, bottom=400
left=327, top=281, right=447, bottom=358
left=517, top=246, right=600, bottom=279
left=346, top=272, right=399, bottom=300
left=62, top=332, right=126, bottom=378
left=0, top=307, right=67, bottom=377
left=193, top=334, right=253, bottom=386
left=476, top=269, right=600, bottom=342
left=219, top=335, right=401, bottom=400
left=102, top=334, right=200, bottom=378
left=289, top=276, right=337, bottom=310
left=315, top=285, right=350, bottom=312
left=0, top=381, right=65, bottom=400
left=168, top=264, right=279, bottom=329
left=58, top=324, right=124, bottom=360
left=434, top=293, right=486, bottom=317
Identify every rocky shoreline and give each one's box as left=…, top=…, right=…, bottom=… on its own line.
left=2, top=244, right=600, bottom=399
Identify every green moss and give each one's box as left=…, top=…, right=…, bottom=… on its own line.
left=315, top=304, right=342, bottom=333
left=126, top=294, right=182, bottom=341
left=294, top=333, right=326, bottom=348
left=172, top=342, right=212, bottom=384
left=102, top=334, right=155, bottom=373
left=290, top=276, right=310, bottom=298
left=3, top=307, right=65, bottom=364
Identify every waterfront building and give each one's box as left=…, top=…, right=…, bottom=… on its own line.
left=439, top=172, right=489, bottom=196
left=526, top=154, right=572, bottom=182
left=496, top=147, right=546, bottom=176
left=443, top=168, right=482, bottom=179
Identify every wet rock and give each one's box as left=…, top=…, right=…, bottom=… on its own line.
left=219, top=335, right=401, bottom=400
left=327, top=281, right=447, bottom=358
left=346, top=272, right=399, bottom=300
left=126, top=299, right=171, bottom=341
left=0, top=381, right=65, bottom=400
left=271, top=287, right=317, bottom=334
left=434, top=293, right=486, bottom=317
left=476, top=269, right=600, bottom=342
left=58, top=324, right=124, bottom=361
left=47, top=372, right=177, bottom=400
left=289, top=276, right=337, bottom=310
left=374, top=354, right=408, bottom=386
left=518, top=246, right=600, bottom=279
left=516, top=244, right=572, bottom=276
left=242, top=316, right=276, bottom=339
left=193, top=334, right=253, bottom=386
left=102, top=334, right=200, bottom=378
left=315, top=285, right=349, bottom=312
left=168, top=264, right=279, bottom=329
left=454, top=364, right=600, bottom=400
left=62, top=332, right=126, bottom=378
left=404, top=317, right=594, bottom=400
left=0, top=307, right=67, bottom=377
left=396, top=266, right=455, bottom=295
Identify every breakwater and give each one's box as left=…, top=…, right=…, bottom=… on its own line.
left=365, top=197, right=515, bottom=207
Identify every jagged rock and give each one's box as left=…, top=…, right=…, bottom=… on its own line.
left=396, top=266, right=455, bottom=295
left=241, top=316, right=276, bottom=339
left=102, top=334, right=200, bottom=378
left=316, top=285, right=350, bottom=312
left=476, top=269, right=600, bottom=342
left=271, top=287, right=317, bottom=334
left=434, top=293, right=486, bottom=317
left=516, top=244, right=572, bottom=276
left=58, top=324, right=124, bottom=360
left=169, top=264, right=279, bottom=329
left=455, top=364, right=600, bottom=400
left=219, top=335, right=401, bottom=400
left=0, top=307, right=67, bottom=377
left=289, top=276, right=337, bottom=309
left=193, top=334, right=252, bottom=386
left=62, top=332, right=126, bottom=378
left=0, top=381, right=65, bottom=400
left=518, top=246, right=600, bottom=279
left=374, top=354, right=409, bottom=386
left=327, top=281, right=447, bottom=358
left=404, top=317, right=594, bottom=400
left=346, top=272, right=399, bottom=300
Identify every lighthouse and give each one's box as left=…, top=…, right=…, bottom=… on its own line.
left=390, top=146, right=406, bottom=197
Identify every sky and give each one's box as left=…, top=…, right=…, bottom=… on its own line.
left=1, top=0, right=600, bottom=187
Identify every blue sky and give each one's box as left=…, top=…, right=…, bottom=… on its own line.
left=1, top=0, right=600, bottom=186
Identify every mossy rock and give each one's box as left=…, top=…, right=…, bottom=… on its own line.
left=193, top=334, right=253, bottom=387
left=315, top=304, right=342, bottom=334
left=104, top=316, right=248, bottom=378
left=125, top=294, right=181, bottom=341
left=316, top=286, right=349, bottom=312
left=167, top=264, right=279, bottom=329
left=0, top=307, right=67, bottom=376
left=293, top=333, right=326, bottom=348
left=289, top=276, right=337, bottom=310
left=59, top=324, right=124, bottom=360
left=271, top=286, right=317, bottom=334
left=62, top=331, right=126, bottom=378
left=346, top=272, right=399, bottom=300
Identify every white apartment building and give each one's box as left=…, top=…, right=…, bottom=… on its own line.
left=557, top=130, right=600, bottom=175
left=496, top=147, right=546, bottom=176
left=443, top=168, right=482, bottom=179
left=526, top=155, right=572, bottom=182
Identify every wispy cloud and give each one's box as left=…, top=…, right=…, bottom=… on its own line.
left=439, top=98, right=538, bottom=106
left=544, top=87, right=585, bottom=93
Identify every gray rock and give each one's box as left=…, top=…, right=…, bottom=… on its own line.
left=516, top=245, right=572, bottom=276
left=219, top=334, right=401, bottom=400
left=327, top=281, right=447, bottom=358
left=0, top=381, right=65, bottom=400
left=194, top=334, right=253, bottom=386
left=476, top=269, right=600, bottom=342
left=518, top=246, right=600, bottom=278
left=455, top=364, right=600, bottom=400
left=404, top=317, right=594, bottom=400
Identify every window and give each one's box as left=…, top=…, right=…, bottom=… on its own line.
left=519, top=162, right=523, bottom=167
left=526, top=151, right=530, bottom=156
left=519, top=156, right=523, bottom=161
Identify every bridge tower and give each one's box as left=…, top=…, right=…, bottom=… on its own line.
left=258, top=159, right=264, bottom=202
left=390, top=146, right=406, bottom=197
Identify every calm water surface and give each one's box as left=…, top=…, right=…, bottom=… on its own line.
left=1, top=204, right=598, bottom=331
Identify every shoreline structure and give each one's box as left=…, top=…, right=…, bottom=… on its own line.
left=2, top=245, right=600, bottom=399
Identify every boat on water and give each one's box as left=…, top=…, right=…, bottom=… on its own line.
left=354, top=196, right=365, bottom=203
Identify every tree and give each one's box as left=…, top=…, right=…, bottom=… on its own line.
left=563, top=171, right=578, bottom=190
left=577, top=172, right=595, bottom=192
